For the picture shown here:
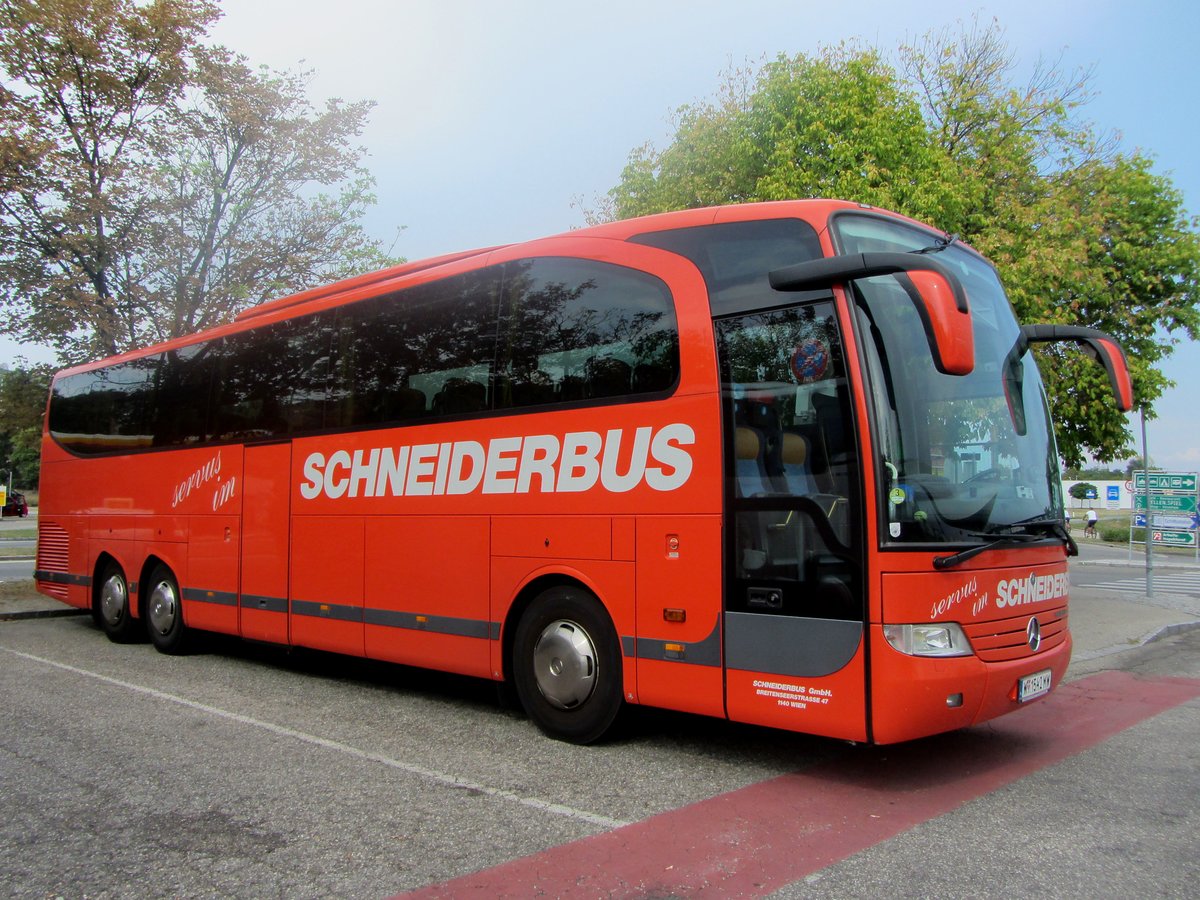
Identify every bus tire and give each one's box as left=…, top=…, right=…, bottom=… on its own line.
left=145, top=565, right=189, bottom=655
left=96, top=562, right=139, bottom=643
left=512, top=586, right=623, bottom=745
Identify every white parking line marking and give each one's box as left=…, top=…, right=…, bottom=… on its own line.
left=1088, top=574, right=1200, bottom=595
left=1, top=645, right=629, bottom=830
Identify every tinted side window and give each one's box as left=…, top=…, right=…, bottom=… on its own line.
left=47, top=374, right=94, bottom=448
left=49, top=355, right=160, bottom=453
left=48, top=258, right=679, bottom=454
left=152, top=342, right=218, bottom=447
left=213, top=313, right=338, bottom=439
left=497, top=257, right=678, bottom=408
left=329, top=267, right=502, bottom=428
left=630, top=218, right=823, bottom=315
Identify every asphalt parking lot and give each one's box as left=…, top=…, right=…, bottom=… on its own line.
left=1, top=613, right=839, bottom=896
left=2, top=538, right=1199, bottom=897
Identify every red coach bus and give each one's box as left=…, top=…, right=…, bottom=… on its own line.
left=35, top=200, right=1132, bottom=744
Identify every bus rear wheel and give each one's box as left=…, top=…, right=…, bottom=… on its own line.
left=96, top=562, right=139, bottom=643
left=145, top=565, right=189, bottom=655
left=512, top=586, right=623, bottom=745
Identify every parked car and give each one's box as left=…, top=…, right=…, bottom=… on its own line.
left=2, top=492, right=29, bottom=517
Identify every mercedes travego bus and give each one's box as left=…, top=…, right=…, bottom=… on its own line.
left=36, top=200, right=1133, bottom=744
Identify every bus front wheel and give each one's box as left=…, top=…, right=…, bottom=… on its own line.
left=145, top=565, right=189, bottom=655
left=512, top=586, right=623, bottom=745
left=96, top=562, right=139, bottom=643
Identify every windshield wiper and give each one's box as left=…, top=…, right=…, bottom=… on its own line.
left=933, top=531, right=1043, bottom=570
left=1003, top=515, right=1079, bottom=557
left=910, top=233, right=959, bottom=255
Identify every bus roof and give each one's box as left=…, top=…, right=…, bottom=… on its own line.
left=233, top=245, right=508, bottom=323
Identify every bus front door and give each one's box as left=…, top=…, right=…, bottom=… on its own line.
left=716, top=303, right=868, bottom=742
left=240, top=441, right=292, bottom=643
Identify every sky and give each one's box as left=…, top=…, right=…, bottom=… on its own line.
left=7, top=0, right=1199, bottom=471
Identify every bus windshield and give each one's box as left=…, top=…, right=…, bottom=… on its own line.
left=832, top=213, right=1062, bottom=545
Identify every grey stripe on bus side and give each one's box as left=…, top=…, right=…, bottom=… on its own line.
left=635, top=619, right=722, bottom=667
left=362, top=608, right=496, bottom=640
left=182, top=588, right=239, bottom=607
left=724, top=612, right=862, bottom=677
left=34, top=570, right=91, bottom=587
left=288, top=600, right=501, bottom=640
left=240, top=594, right=289, bottom=614
left=290, top=599, right=363, bottom=623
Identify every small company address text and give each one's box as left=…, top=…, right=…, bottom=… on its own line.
left=753, top=679, right=833, bottom=711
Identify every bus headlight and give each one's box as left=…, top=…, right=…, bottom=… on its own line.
left=883, top=622, right=972, bottom=657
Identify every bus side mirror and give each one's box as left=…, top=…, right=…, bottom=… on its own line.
left=769, top=251, right=974, bottom=376
left=1018, top=324, right=1134, bottom=412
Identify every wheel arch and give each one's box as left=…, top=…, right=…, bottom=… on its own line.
left=506, top=576, right=627, bottom=743
left=141, top=554, right=191, bottom=654
left=501, top=572, right=594, bottom=684
left=139, top=553, right=178, bottom=618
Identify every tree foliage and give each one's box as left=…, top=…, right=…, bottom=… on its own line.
left=1067, top=482, right=1098, bottom=501
left=1124, top=456, right=1159, bottom=479
left=0, top=362, right=51, bottom=488
left=140, top=48, right=390, bottom=344
left=1063, top=464, right=1124, bottom=481
left=606, top=19, right=1200, bottom=467
left=0, top=0, right=396, bottom=364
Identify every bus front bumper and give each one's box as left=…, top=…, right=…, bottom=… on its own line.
left=869, top=624, right=1072, bottom=744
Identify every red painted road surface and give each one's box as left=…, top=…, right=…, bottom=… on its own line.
left=399, top=670, right=1200, bottom=898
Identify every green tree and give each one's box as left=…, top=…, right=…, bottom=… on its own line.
left=1075, top=466, right=1124, bottom=481
left=611, top=48, right=956, bottom=220
left=1124, top=456, right=1159, bottom=479
left=0, top=362, right=51, bottom=488
left=605, top=20, right=1200, bottom=467
left=138, top=47, right=393, bottom=345
left=0, top=0, right=396, bottom=364
left=1067, top=482, right=1097, bottom=502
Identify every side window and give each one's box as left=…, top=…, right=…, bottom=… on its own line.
left=497, top=257, right=678, bottom=408
left=716, top=302, right=861, bottom=621
left=153, top=342, right=216, bottom=447
left=328, top=292, right=418, bottom=428
left=717, top=302, right=855, bottom=513
left=47, top=259, right=676, bottom=453
left=49, top=355, right=160, bottom=453
left=213, top=312, right=337, bottom=439
left=328, top=266, right=502, bottom=428
left=48, top=374, right=94, bottom=448
left=631, top=218, right=823, bottom=314
left=411, top=269, right=502, bottom=415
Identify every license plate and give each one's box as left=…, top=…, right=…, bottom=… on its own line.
left=1018, top=669, right=1053, bottom=703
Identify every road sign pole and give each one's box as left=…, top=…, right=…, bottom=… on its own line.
left=1142, top=409, right=1153, bottom=598
left=1128, top=500, right=1134, bottom=564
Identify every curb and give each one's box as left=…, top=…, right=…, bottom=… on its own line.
left=1073, top=617, right=1200, bottom=662
left=1144, top=619, right=1200, bottom=642
left=0, top=607, right=89, bottom=622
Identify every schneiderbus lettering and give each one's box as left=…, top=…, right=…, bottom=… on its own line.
left=298, top=424, right=695, bottom=500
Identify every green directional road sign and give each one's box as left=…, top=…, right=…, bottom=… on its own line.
left=1151, top=530, right=1198, bottom=547
left=1135, top=471, right=1198, bottom=492
left=1134, top=493, right=1198, bottom=513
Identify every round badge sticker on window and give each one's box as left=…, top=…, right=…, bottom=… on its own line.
left=790, top=339, right=829, bottom=383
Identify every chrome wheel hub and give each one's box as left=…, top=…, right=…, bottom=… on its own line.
left=99, top=575, right=127, bottom=626
left=532, top=619, right=598, bottom=709
left=147, top=579, right=178, bottom=636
